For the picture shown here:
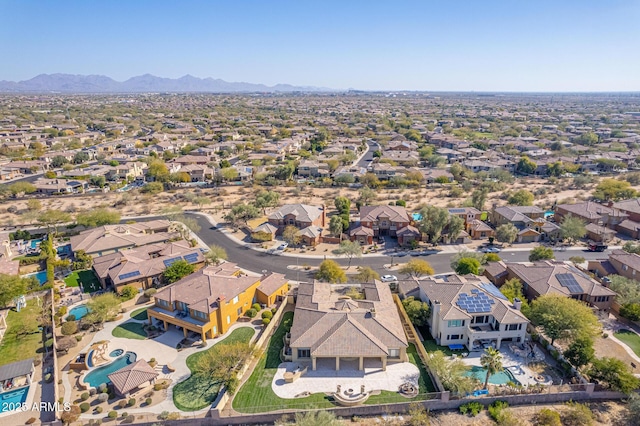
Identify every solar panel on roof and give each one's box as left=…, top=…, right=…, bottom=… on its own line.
left=118, top=271, right=141, bottom=280
left=449, top=208, right=466, bottom=213
left=480, top=283, right=509, bottom=301
left=557, top=273, right=582, bottom=294
left=183, top=253, right=199, bottom=263
left=163, top=256, right=183, bottom=268
left=471, top=289, right=479, bottom=294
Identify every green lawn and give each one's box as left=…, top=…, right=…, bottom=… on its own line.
left=0, top=302, right=43, bottom=365
left=614, top=329, right=640, bottom=357
left=64, top=270, right=102, bottom=293
left=173, top=327, right=255, bottom=411
left=130, top=306, right=148, bottom=321
left=111, top=321, right=147, bottom=340
left=419, top=326, right=465, bottom=356
left=233, top=312, right=333, bottom=413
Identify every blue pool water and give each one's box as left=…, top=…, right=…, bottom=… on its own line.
left=23, top=271, right=48, bottom=285
left=109, top=349, right=124, bottom=357
left=68, top=304, right=90, bottom=320
left=84, top=352, right=137, bottom=388
left=29, top=239, right=43, bottom=249
left=544, top=210, right=554, bottom=218
left=464, top=366, right=520, bottom=385
left=412, top=213, right=422, bottom=221
left=0, top=387, right=29, bottom=411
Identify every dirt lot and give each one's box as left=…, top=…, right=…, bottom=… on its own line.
left=0, top=177, right=611, bottom=229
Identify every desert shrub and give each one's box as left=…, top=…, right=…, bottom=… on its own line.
left=118, top=399, right=127, bottom=408
left=80, top=402, right=90, bottom=413
left=58, top=306, right=68, bottom=316
left=145, top=397, right=152, bottom=406
left=562, top=402, right=594, bottom=426
left=488, top=401, right=509, bottom=422
left=80, top=392, right=89, bottom=401
left=271, top=307, right=277, bottom=314
left=108, top=411, right=117, bottom=419
left=127, top=397, right=136, bottom=407
left=261, top=310, right=273, bottom=320
left=143, top=288, right=157, bottom=298
left=459, top=401, right=483, bottom=417
left=66, top=314, right=76, bottom=322
left=246, top=308, right=257, bottom=318
left=61, top=321, right=78, bottom=335
left=119, top=285, right=138, bottom=301
left=536, top=408, right=561, bottom=426
left=75, top=335, right=83, bottom=342
left=252, top=303, right=261, bottom=311
left=98, top=383, right=107, bottom=393
left=262, top=318, right=271, bottom=325
left=96, top=406, right=103, bottom=414
left=98, top=393, right=109, bottom=402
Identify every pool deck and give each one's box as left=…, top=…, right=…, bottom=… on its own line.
left=461, top=344, right=545, bottom=386
left=272, top=360, right=420, bottom=398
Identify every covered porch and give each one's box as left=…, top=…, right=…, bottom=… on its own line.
left=310, top=356, right=388, bottom=372
left=147, top=307, right=216, bottom=343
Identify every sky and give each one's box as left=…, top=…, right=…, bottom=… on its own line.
left=2, top=0, right=640, bottom=92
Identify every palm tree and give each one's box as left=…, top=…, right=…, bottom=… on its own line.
left=480, top=347, right=503, bottom=389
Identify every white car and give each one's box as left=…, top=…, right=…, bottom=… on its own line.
left=381, top=275, right=398, bottom=282
left=482, top=247, right=501, bottom=253
left=277, top=243, right=288, bottom=251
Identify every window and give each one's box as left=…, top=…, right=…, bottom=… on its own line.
left=233, top=296, right=239, bottom=304
left=297, top=349, right=310, bottom=358
left=213, top=326, right=217, bottom=334
left=227, top=315, right=230, bottom=324
left=448, top=320, right=464, bottom=327
left=623, top=265, right=628, bottom=271
left=508, top=324, right=519, bottom=331
left=237, top=308, right=242, bottom=316
left=389, top=349, right=400, bottom=358
left=449, top=334, right=461, bottom=340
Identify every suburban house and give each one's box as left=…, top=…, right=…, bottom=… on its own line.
left=148, top=263, right=288, bottom=342
left=297, top=160, right=330, bottom=178
left=555, top=201, right=628, bottom=228
left=33, top=178, right=87, bottom=195
left=0, top=359, right=34, bottom=393
left=491, top=206, right=559, bottom=242
left=356, top=205, right=410, bottom=237
left=70, top=220, right=176, bottom=257
left=399, top=274, right=529, bottom=350
left=288, top=280, right=408, bottom=371
left=91, top=241, right=205, bottom=291
left=611, top=199, right=640, bottom=239
left=484, top=261, right=616, bottom=312
left=588, top=249, right=640, bottom=281
left=267, top=204, right=326, bottom=234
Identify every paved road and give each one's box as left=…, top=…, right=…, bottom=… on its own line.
left=142, top=213, right=612, bottom=281
left=355, top=139, right=378, bottom=169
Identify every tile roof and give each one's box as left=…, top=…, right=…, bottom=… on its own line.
left=70, top=220, right=176, bottom=255
left=290, top=281, right=407, bottom=357
left=613, top=198, right=640, bottom=215
left=0, top=359, right=34, bottom=382
left=359, top=205, right=410, bottom=223
left=268, top=204, right=323, bottom=223
left=107, top=360, right=158, bottom=395
left=610, top=249, right=640, bottom=272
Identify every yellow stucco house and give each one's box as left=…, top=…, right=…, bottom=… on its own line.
left=147, top=262, right=288, bottom=342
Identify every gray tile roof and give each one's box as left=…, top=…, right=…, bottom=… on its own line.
left=359, top=205, right=410, bottom=223
left=268, top=204, right=323, bottom=223
left=0, top=359, right=34, bottom=382
left=108, top=360, right=158, bottom=395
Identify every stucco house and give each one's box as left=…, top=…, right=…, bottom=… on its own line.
left=267, top=204, right=326, bottom=234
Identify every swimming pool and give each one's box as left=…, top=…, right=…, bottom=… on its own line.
left=0, top=386, right=29, bottom=412
left=109, top=349, right=124, bottom=357
left=23, top=271, right=48, bottom=285
left=68, top=304, right=90, bottom=320
left=29, top=239, right=43, bottom=249
left=83, top=352, right=137, bottom=388
left=464, top=365, right=520, bottom=385
left=412, top=213, right=422, bottom=221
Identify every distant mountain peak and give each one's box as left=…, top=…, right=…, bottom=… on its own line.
left=0, top=73, right=333, bottom=93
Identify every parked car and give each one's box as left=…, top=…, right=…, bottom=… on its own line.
left=381, top=275, right=398, bottom=282
left=277, top=243, right=288, bottom=251
left=482, top=247, right=501, bottom=253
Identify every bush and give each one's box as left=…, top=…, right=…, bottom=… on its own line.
left=261, top=310, right=273, bottom=320
left=58, top=306, right=68, bottom=316
left=262, top=318, right=271, bottom=326
left=118, top=399, right=127, bottom=408
left=459, top=401, right=483, bottom=417
left=271, top=307, right=277, bottom=314
left=143, top=288, right=157, bottom=298
left=98, top=383, right=107, bottom=393
left=95, top=406, right=103, bottom=414
left=80, top=392, right=89, bottom=401
left=61, top=320, right=78, bottom=336
left=98, top=393, right=109, bottom=402
left=562, top=401, right=594, bottom=426
left=620, top=303, right=640, bottom=322
left=246, top=308, right=257, bottom=318
left=66, top=314, right=76, bottom=322
left=488, top=401, right=509, bottom=422
left=75, top=334, right=83, bottom=342
left=154, top=383, right=163, bottom=391
left=119, top=285, right=138, bottom=301
left=127, top=397, right=136, bottom=407
left=252, top=303, right=261, bottom=311
left=108, top=410, right=117, bottom=419
left=80, top=402, right=90, bottom=412
left=536, top=408, right=561, bottom=426
left=145, top=397, right=152, bottom=406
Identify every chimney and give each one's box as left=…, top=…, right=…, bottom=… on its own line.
left=513, top=298, right=522, bottom=311
left=370, top=308, right=376, bottom=318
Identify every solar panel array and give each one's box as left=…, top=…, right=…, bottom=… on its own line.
left=480, top=282, right=509, bottom=301
left=449, top=208, right=466, bottom=214
left=556, top=273, right=582, bottom=294
left=118, top=271, right=141, bottom=280
left=163, top=256, right=183, bottom=268
left=183, top=253, right=199, bottom=263
left=456, top=289, right=495, bottom=313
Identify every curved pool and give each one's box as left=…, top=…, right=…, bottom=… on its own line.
left=0, top=387, right=29, bottom=412
left=464, top=365, right=520, bottom=385
left=109, top=349, right=124, bottom=357
left=83, top=352, right=137, bottom=388
left=68, top=304, right=90, bottom=320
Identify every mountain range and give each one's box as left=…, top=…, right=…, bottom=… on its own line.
left=0, top=74, right=333, bottom=93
